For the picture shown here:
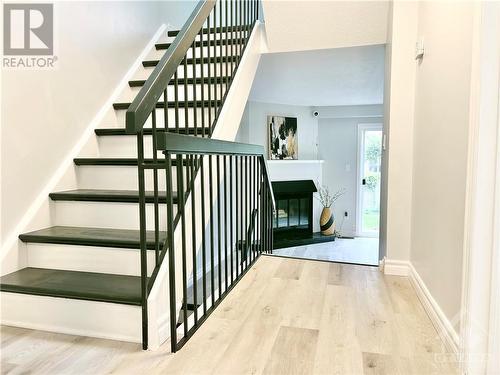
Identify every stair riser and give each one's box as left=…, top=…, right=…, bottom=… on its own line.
left=1, top=292, right=142, bottom=343
left=53, top=201, right=171, bottom=230
left=148, top=44, right=241, bottom=60
left=26, top=243, right=156, bottom=276
left=76, top=165, right=183, bottom=191
left=123, top=83, right=230, bottom=104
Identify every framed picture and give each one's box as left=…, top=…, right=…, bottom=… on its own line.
left=268, top=115, right=298, bottom=160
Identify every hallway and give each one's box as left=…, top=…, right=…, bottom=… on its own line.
left=1, top=256, right=457, bottom=374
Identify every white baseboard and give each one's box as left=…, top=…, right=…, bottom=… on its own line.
left=408, top=263, right=460, bottom=356
left=382, top=258, right=410, bottom=276
left=382, top=258, right=459, bottom=357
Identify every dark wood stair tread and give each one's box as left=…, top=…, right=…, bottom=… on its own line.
left=0, top=268, right=142, bottom=305
left=49, top=189, right=176, bottom=204
left=142, top=55, right=231, bottom=67
left=128, top=76, right=230, bottom=88
left=155, top=38, right=240, bottom=50
left=19, top=226, right=166, bottom=250
left=95, top=128, right=204, bottom=136
left=113, top=100, right=221, bottom=110
left=73, top=157, right=189, bottom=167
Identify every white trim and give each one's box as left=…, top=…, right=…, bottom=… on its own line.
left=460, top=3, right=500, bottom=374
left=356, top=123, right=383, bottom=238
left=382, top=258, right=409, bottom=276
left=0, top=24, right=167, bottom=269
left=382, top=259, right=460, bottom=357
left=408, top=263, right=460, bottom=356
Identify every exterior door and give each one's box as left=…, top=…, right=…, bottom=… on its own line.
left=357, top=124, right=383, bottom=237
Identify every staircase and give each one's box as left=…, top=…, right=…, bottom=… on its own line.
left=0, top=0, right=274, bottom=351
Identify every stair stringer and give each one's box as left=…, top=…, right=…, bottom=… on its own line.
left=146, top=23, right=264, bottom=350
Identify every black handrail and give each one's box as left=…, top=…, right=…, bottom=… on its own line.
left=157, top=132, right=276, bottom=209
left=126, top=0, right=215, bottom=134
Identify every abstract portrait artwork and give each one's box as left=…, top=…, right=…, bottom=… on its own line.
left=268, top=115, right=298, bottom=160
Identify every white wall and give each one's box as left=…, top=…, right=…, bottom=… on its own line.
left=235, top=100, right=319, bottom=160
left=410, top=1, right=474, bottom=330
left=1, top=1, right=195, bottom=245
left=318, top=106, right=383, bottom=237
left=249, top=45, right=385, bottom=106
left=261, top=1, right=389, bottom=53
left=383, top=1, right=418, bottom=262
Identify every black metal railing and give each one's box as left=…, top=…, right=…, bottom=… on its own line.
left=159, top=133, right=274, bottom=352
left=124, top=0, right=269, bottom=350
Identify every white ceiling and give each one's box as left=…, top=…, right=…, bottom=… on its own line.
left=262, top=1, right=389, bottom=53
left=249, top=45, right=385, bottom=107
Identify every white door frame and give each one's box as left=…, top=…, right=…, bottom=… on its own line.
left=356, top=123, right=383, bottom=238
left=460, top=3, right=500, bottom=374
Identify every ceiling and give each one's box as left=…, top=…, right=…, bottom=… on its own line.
left=249, top=45, right=385, bottom=107
left=261, top=1, right=389, bottom=53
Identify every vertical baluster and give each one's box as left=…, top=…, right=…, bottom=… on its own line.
left=263, top=179, right=268, bottom=253
left=235, top=155, right=239, bottom=278
left=216, top=155, right=222, bottom=298
left=243, top=0, right=248, bottom=48
left=230, top=0, right=234, bottom=78
left=239, top=0, right=243, bottom=59
left=259, top=159, right=264, bottom=255
left=174, top=71, right=180, bottom=132
left=137, top=131, right=148, bottom=350
left=236, top=0, right=240, bottom=65
left=240, top=155, right=244, bottom=272
left=213, top=2, right=218, bottom=123
left=192, top=41, right=198, bottom=137
left=151, top=110, right=160, bottom=266
left=190, top=154, right=198, bottom=323
left=200, top=156, right=207, bottom=315
left=248, top=154, right=252, bottom=264
left=225, top=0, right=229, bottom=96
left=183, top=53, right=189, bottom=135
left=270, top=191, right=273, bottom=252
left=223, top=155, right=228, bottom=292
left=229, top=155, right=234, bottom=283
left=165, top=153, right=177, bottom=353
left=199, top=28, right=206, bottom=137
left=219, top=0, right=223, bottom=103
left=244, top=155, right=248, bottom=268
left=252, top=156, right=256, bottom=261
left=209, top=155, right=215, bottom=307
left=176, top=153, right=188, bottom=337
left=163, top=88, right=169, bottom=132
left=207, top=14, right=212, bottom=136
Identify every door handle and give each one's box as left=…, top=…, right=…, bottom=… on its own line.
left=362, top=178, right=366, bottom=185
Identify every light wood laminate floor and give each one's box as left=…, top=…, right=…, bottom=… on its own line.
left=1, top=256, right=458, bottom=375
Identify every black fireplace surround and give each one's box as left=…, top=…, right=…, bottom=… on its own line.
left=271, top=180, right=317, bottom=240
